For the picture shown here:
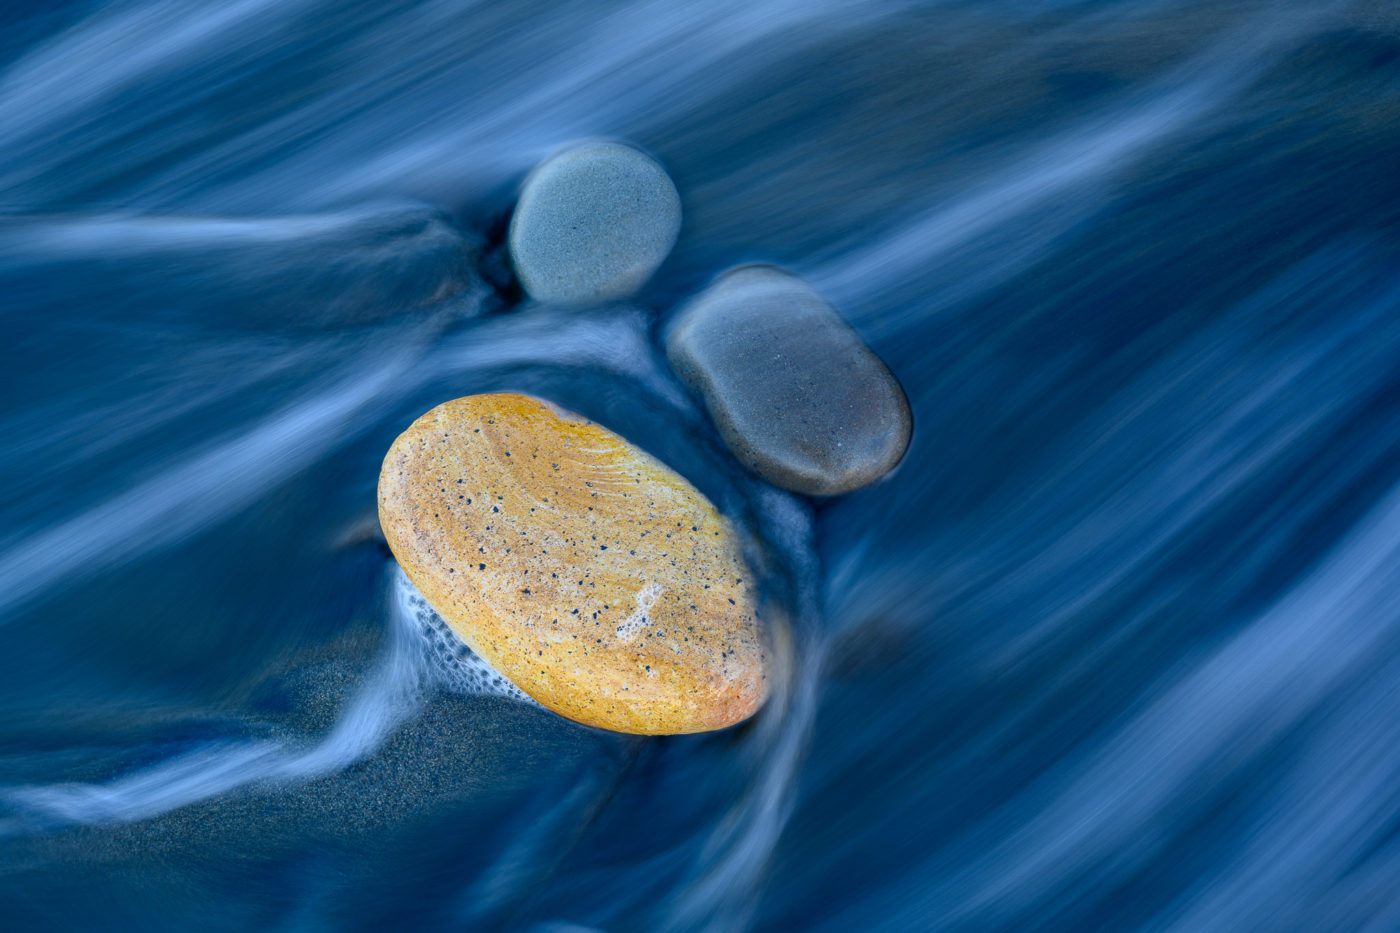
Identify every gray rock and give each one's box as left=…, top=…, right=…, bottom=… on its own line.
left=508, top=141, right=681, bottom=305
left=666, top=266, right=912, bottom=496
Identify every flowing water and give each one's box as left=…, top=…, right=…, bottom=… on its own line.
left=2, top=0, right=1400, bottom=930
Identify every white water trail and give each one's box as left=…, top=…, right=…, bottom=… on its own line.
left=664, top=490, right=820, bottom=932
left=813, top=261, right=1400, bottom=932
left=6, top=211, right=384, bottom=254
left=0, top=0, right=920, bottom=211
left=0, top=565, right=531, bottom=833
left=245, top=0, right=915, bottom=208
left=665, top=643, right=821, bottom=933
left=0, top=569, right=421, bottom=830
left=429, top=305, right=690, bottom=408
left=899, top=472, right=1400, bottom=931
left=810, top=5, right=1324, bottom=319
left=0, top=338, right=419, bottom=623
left=0, top=0, right=301, bottom=196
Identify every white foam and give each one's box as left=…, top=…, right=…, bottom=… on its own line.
left=393, top=567, right=537, bottom=704
left=615, top=584, right=665, bottom=644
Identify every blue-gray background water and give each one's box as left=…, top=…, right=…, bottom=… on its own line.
left=2, top=0, right=1399, bottom=930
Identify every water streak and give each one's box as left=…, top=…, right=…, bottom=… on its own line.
left=0, top=564, right=531, bottom=832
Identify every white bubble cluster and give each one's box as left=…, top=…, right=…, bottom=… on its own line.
left=615, top=583, right=665, bottom=644
left=393, top=567, right=537, bottom=704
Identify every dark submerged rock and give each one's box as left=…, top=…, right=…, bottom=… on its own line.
left=666, top=265, right=912, bottom=496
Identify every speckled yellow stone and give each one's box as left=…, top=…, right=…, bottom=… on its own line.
left=377, top=392, right=768, bottom=734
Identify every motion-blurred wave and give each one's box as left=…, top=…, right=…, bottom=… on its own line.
left=1, top=0, right=1398, bottom=930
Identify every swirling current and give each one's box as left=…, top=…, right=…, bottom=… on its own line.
left=2, top=0, right=1400, bottom=930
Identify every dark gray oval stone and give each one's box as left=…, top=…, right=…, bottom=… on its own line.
left=508, top=141, right=681, bottom=305
left=666, top=266, right=912, bottom=496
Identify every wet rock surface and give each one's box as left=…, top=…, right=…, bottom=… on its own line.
left=377, top=392, right=767, bottom=734
left=507, top=141, right=681, bottom=305
left=666, top=265, right=912, bottom=496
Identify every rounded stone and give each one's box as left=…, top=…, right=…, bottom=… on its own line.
left=665, top=265, right=912, bottom=496
left=377, top=392, right=767, bottom=735
left=508, top=141, right=682, bottom=305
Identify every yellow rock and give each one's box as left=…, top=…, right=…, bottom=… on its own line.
left=377, top=392, right=768, bottom=734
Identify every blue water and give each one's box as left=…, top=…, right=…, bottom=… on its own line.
left=2, top=0, right=1399, bottom=930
